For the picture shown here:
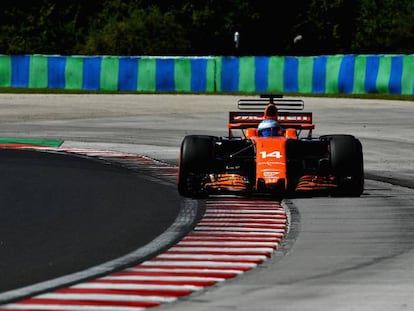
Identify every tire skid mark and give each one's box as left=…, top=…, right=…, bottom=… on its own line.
left=0, top=146, right=287, bottom=311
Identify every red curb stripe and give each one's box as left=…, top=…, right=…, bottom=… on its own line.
left=181, top=239, right=282, bottom=244
left=129, top=265, right=247, bottom=274
left=168, top=245, right=277, bottom=251
left=201, top=216, right=286, bottom=220
left=17, top=298, right=160, bottom=308
left=148, top=258, right=264, bottom=265
left=169, top=245, right=277, bottom=251
left=0, top=143, right=43, bottom=148
left=197, top=224, right=286, bottom=230
left=95, top=278, right=218, bottom=287
left=112, top=270, right=239, bottom=279
left=170, top=244, right=278, bottom=248
left=184, top=232, right=284, bottom=238
left=180, top=240, right=280, bottom=245
left=199, top=220, right=286, bottom=225
left=75, top=280, right=203, bottom=292
left=163, top=251, right=274, bottom=259
left=56, top=287, right=192, bottom=297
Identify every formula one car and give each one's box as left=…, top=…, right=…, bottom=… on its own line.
left=177, top=94, right=364, bottom=198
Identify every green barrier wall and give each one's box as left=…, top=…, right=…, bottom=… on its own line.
left=0, top=55, right=11, bottom=87
left=1, top=54, right=413, bottom=94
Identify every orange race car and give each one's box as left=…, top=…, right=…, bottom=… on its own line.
left=177, top=94, right=364, bottom=198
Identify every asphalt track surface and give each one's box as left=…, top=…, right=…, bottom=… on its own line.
left=0, top=94, right=413, bottom=310
left=0, top=148, right=183, bottom=293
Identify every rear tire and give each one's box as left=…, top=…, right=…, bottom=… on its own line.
left=322, top=135, right=364, bottom=197
left=178, top=135, right=216, bottom=198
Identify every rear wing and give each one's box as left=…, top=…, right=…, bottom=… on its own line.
left=228, top=95, right=314, bottom=137
left=238, top=95, right=304, bottom=111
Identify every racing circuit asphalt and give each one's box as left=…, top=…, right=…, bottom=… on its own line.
left=0, top=147, right=183, bottom=293
left=0, top=94, right=413, bottom=310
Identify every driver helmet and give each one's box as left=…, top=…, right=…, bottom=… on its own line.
left=258, top=119, right=282, bottom=137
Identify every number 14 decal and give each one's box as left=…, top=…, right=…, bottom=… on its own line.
left=259, top=151, right=283, bottom=159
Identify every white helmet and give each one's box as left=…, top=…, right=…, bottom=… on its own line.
left=258, top=119, right=282, bottom=137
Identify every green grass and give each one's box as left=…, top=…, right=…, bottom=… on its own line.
left=0, top=137, right=64, bottom=147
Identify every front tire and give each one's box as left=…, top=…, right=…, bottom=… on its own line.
left=322, top=135, right=364, bottom=197
left=178, top=135, right=216, bottom=198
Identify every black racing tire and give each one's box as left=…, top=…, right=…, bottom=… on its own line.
left=322, top=134, right=364, bottom=197
left=178, top=135, right=216, bottom=198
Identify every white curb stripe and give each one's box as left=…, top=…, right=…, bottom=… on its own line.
left=141, top=260, right=257, bottom=268
left=176, top=240, right=278, bottom=246
left=124, top=267, right=245, bottom=274
left=72, top=283, right=203, bottom=291
left=156, top=254, right=268, bottom=261
left=168, top=246, right=276, bottom=253
left=37, top=293, right=176, bottom=303
left=194, top=226, right=285, bottom=233
left=101, top=275, right=224, bottom=282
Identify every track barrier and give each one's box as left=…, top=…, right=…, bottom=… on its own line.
left=1, top=54, right=414, bottom=94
